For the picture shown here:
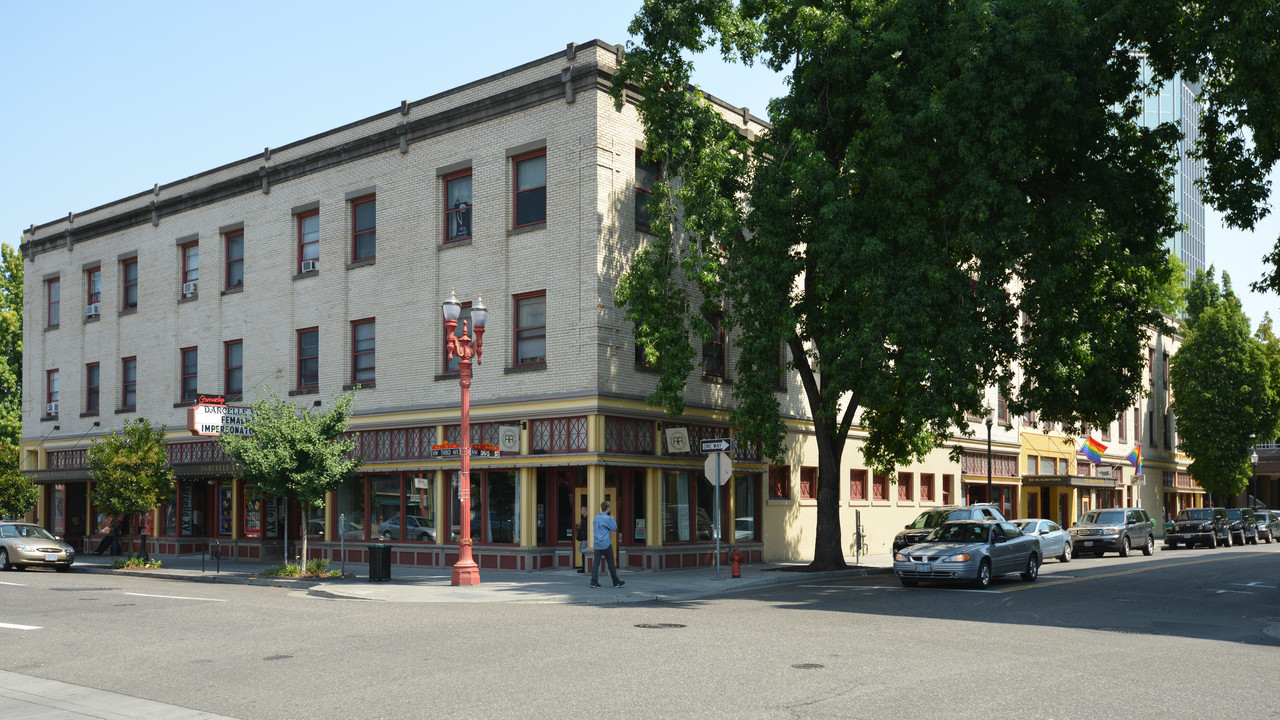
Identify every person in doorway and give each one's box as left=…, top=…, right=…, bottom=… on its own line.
left=94, top=516, right=123, bottom=556
left=576, top=505, right=589, bottom=573
left=590, top=500, right=624, bottom=589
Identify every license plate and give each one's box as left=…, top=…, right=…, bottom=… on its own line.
left=44, top=554, right=58, bottom=562
left=1083, top=541, right=1094, bottom=546
left=915, top=563, right=931, bottom=573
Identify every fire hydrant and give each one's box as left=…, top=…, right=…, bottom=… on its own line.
left=730, top=546, right=743, bottom=578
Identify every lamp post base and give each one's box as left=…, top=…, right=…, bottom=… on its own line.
left=450, top=559, right=480, bottom=586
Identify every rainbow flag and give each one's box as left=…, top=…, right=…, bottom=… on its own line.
left=1125, top=445, right=1142, bottom=475
left=1080, top=437, right=1107, bottom=465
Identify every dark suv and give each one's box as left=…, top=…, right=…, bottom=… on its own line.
left=1068, top=507, right=1155, bottom=557
left=1225, top=508, right=1258, bottom=546
left=1166, top=507, right=1230, bottom=548
left=1255, top=510, right=1279, bottom=543
left=892, top=504, right=1007, bottom=553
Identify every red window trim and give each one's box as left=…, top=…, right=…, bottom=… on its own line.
left=46, top=277, right=60, bottom=328
left=512, top=149, right=547, bottom=229
left=512, top=291, right=546, bottom=367
left=849, top=469, right=867, bottom=501
left=443, top=170, right=473, bottom=243
left=85, top=362, right=100, bottom=413
left=872, top=473, right=889, bottom=501
left=920, top=473, right=935, bottom=503
left=769, top=465, right=790, bottom=500
left=121, top=356, right=137, bottom=410
left=799, top=466, right=817, bottom=500
left=45, top=369, right=59, bottom=411
left=351, top=318, right=375, bottom=384
left=297, top=209, right=319, bottom=272
left=897, top=471, right=914, bottom=501
left=181, top=241, right=199, bottom=285
left=179, top=346, right=198, bottom=402
left=350, top=195, right=376, bottom=262
left=297, top=327, right=319, bottom=389
left=702, top=311, right=726, bottom=378
left=85, top=266, right=101, bottom=306
left=224, top=230, right=244, bottom=289
left=224, top=340, right=243, bottom=398
left=121, top=258, right=138, bottom=310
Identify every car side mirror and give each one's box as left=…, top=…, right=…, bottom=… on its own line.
left=905, top=524, right=911, bottom=529
left=1040, top=529, right=1050, bottom=535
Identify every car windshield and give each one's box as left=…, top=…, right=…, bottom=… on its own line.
left=908, top=510, right=961, bottom=530
left=1081, top=510, right=1124, bottom=525
left=3, top=525, right=56, bottom=540
left=1178, top=509, right=1212, bottom=521
left=1226, top=509, right=1242, bottom=519
left=1012, top=520, right=1036, bottom=531
left=927, top=523, right=989, bottom=543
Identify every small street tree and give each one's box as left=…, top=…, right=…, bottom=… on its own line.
left=0, top=242, right=23, bottom=450
left=219, top=390, right=361, bottom=567
left=0, top=443, right=37, bottom=520
left=87, top=418, right=175, bottom=551
left=1170, top=269, right=1280, bottom=500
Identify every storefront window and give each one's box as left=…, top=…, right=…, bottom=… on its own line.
left=162, top=498, right=177, bottom=536
left=217, top=482, right=233, bottom=536
left=306, top=504, right=324, bottom=537
left=179, top=480, right=207, bottom=536
left=696, top=474, right=718, bottom=541
left=733, top=474, right=758, bottom=541
left=631, top=472, right=647, bottom=541
left=486, top=471, right=518, bottom=544
left=50, top=484, right=66, bottom=534
left=450, top=471, right=481, bottom=543
left=335, top=475, right=367, bottom=540
left=244, top=484, right=262, bottom=538
left=406, top=474, right=435, bottom=543
left=662, top=470, right=692, bottom=543
left=263, top=495, right=280, bottom=538
left=371, top=474, right=400, bottom=540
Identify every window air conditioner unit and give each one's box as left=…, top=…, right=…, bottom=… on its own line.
left=301, top=259, right=318, bottom=273
left=85, top=303, right=100, bottom=317
left=46, top=402, right=59, bottom=415
left=182, top=281, right=198, bottom=295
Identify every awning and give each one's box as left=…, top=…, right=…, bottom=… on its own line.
left=23, top=468, right=92, bottom=484
left=1020, top=474, right=1117, bottom=489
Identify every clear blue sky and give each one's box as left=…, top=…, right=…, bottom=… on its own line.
left=2, top=1, right=1276, bottom=327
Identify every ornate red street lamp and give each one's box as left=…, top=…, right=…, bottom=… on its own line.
left=443, top=289, right=488, bottom=586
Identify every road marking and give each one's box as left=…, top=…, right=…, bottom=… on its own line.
left=1214, top=589, right=1252, bottom=594
left=0, top=622, right=41, bottom=630
left=797, top=584, right=1001, bottom=594
left=1234, top=582, right=1277, bottom=589
left=0, top=581, right=25, bottom=587
left=123, top=592, right=227, bottom=602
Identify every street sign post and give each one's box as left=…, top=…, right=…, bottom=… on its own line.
left=703, top=448, right=734, bottom=580
left=700, top=437, right=735, bottom=454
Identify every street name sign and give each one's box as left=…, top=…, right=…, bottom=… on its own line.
left=700, top=437, right=735, bottom=454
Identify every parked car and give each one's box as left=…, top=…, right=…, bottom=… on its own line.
left=891, top=504, right=1008, bottom=553
left=1012, top=518, right=1072, bottom=562
left=1068, top=508, right=1154, bottom=557
left=893, top=520, right=1041, bottom=589
left=1225, top=508, right=1258, bottom=546
left=378, top=516, right=435, bottom=542
left=1256, top=510, right=1280, bottom=544
left=1165, top=507, right=1231, bottom=548
left=0, top=521, right=76, bottom=572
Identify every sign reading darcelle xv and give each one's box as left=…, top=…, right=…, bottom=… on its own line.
left=188, top=402, right=255, bottom=437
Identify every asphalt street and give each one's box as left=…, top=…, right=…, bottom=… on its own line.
left=1, top=543, right=1277, bottom=719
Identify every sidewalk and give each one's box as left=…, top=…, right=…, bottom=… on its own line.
left=72, top=551, right=894, bottom=604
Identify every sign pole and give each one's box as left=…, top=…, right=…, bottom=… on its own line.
left=714, top=450, right=722, bottom=581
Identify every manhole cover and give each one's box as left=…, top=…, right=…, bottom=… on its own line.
left=791, top=663, right=825, bottom=670
left=634, top=623, right=686, bottom=629
left=263, top=655, right=293, bottom=661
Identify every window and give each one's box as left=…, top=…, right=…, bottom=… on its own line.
left=849, top=469, right=867, bottom=501
left=920, top=473, right=935, bottom=503
left=85, top=363, right=99, bottom=414
left=181, top=241, right=199, bottom=295
left=298, top=210, right=319, bottom=272
left=997, top=394, right=1008, bottom=423
left=224, top=341, right=242, bottom=398
left=897, top=472, right=913, bottom=501
left=351, top=196, right=376, bottom=262
left=352, top=319, right=375, bottom=384
left=513, top=150, right=546, bottom=228
left=443, top=302, right=472, bottom=373
left=514, top=292, right=546, bottom=366
left=1163, top=352, right=1170, bottom=389
left=942, top=474, right=953, bottom=504
left=122, top=258, right=138, bottom=310
left=121, top=357, right=137, bottom=410
left=872, top=474, right=889, bottom=501
left=1101, top=422, right=1111, bottom=442
left=1027, top=456, right=1039, bottom=475
left=702, top=312, right=726, bottom=378
left=297, top=328, right=319, bottom=389
left=1118, top=410, right=1127, bottom=443
left=769, top=465, right=790, bottom=500
left=1148, top=348, right=1155, bottom=386
left=180, top=347, right=198, bottom=402
left=800, top=466, right=817, bottom=500
left=225, top=230, right=244, bottom=289
left=1147, top=410, right=1155, bottom=447
left=85, top=266, right=101, bottom=307
left=46, top=278, right=60, bottom=328
left=45, top=369, right=59, bottom=415
left=635, top=151, right=660, bottom=229
left=444, top=171, right=472, bottom=242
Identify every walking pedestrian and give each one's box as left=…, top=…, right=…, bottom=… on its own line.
left=94, top=516, right=123, bottom=556
left=590, top=500, right=624, bottom=588
left=576, top=505, right=589, bottom=573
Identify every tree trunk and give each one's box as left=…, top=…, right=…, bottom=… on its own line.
left=300, top=503, right=309, bottom=572
left=810, top=423, right=848, bottom=570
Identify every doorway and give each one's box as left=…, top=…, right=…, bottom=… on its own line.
left=575, top=487, right=616, bottom=569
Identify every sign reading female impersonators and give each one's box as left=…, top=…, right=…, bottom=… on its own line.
left=187, top=401, right=255, bottom=437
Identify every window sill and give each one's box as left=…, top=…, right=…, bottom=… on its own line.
left=507, top=223, right=545, bottom=237
left=288, top=388, right=319, bottom=397
left=84, top=315, right=100, bottom=325
left=115, top=408, right=136, bottom=415
left=347, top=258, right=376, bottom=270
left=634, top=363, right=661, bottom=375
left=79, top=412, right=100, bottom=418
left=342, top=382, right=375, bottom=391
left=44, top=325, right=59, bottom=333
left=701, top=374, right=731, bottom=385
left=439, top=238, right=473, bottom=251
left=178, top=294, right=197, bottom=304
left=173, top=401, right=197, bottom=408
left=222, top=286, right=244, bottom=296
left=504, top=362, right=547, bottom=374
left=119, top=307, right=137, bottom=317
left=41, top=415, right=58, bottom=422
left=766, top=498, right=791, bottom=505
left=293, top=270, right=319, bottom=281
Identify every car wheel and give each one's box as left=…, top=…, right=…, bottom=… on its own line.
left=1222, top=532, right=1231, bottom=547
left=381, top=531, right=392, bottom=540
left=1060, top=543, right=1072, bottom=563
left=1021, top=554, right=1040, bottom=582
left=1119, top=537, right=1131, bottom=558
left=972, top=559, right=992, bottom=589
left=1266, top=533, right=1273, bottom=544
left=1143, top=536, right=1154, bottom=556
left=1165, top=540, right=1178, bottom=550
left=899, top=577, right=918, bottom=588
left=0, top=549, right=9, bottom=571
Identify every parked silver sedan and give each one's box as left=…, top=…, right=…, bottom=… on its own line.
left=1012, top=518, right=1072, bottom=562
left=0, top=522, right=76, bottom=572
left=894, top=520, right=1041, bottom=589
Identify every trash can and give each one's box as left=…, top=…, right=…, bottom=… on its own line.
left=367, top=544, right=391, bottom=582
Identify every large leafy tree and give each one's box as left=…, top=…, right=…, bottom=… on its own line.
left=0, top=443, right=38, bottom=520
left=88, top=418, right=175, bottom=550
left=219, top=390, right=361, bottom=565
left=613, top=0, right=1280, bottom=568
left=1171, top=269, right=1280, bottom=499
left=0, top=242, right=22, bottom=451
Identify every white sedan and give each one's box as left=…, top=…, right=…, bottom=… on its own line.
left=1012, top=518, right=1072, bottom=562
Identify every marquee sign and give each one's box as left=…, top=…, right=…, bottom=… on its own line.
left=188, top=401, right=255, bottom=437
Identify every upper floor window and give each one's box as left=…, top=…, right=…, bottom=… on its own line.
left=85, top=267, right=101, bottom=309
left=768, top=465, right=790, bottom=500
left=897, top=472, right=914, bottom=501
left=1101, top=422, right=1111, bottom=442
left=702, top=311, right=726, bottom=378
left=46, top=278, right=60, bottom=328
left=1163, top=352, right=1170, bottom=389
left=996, top=393, right=1008, bottom=423
left=121, top=357, right=137, bottom=410
left=121, top=258, right=138, bottom=310
left=513, top=150, right=546, bottom=228
left=443, top=302, right=472, bottom=373
left=225, top=230, right=244, bottom=289
left=180, top=347, right=198, bottom=402
left=225, top=341, right=243, bottom=398
left=799, top=466, right=817, bottom=500
left=298, top=210, right=319, bottom=273
left=352, top=319, right=375, bottom=384
left=181, top=242, right=199, bottom=296
left=85, top=363, right=100, bottom=414
left=45, top=369, right=59, bottom=416
left=444, top=171, right=473, bottom=242
left=1118, top=410, right=1127, bottom=443
left=351, top=196, right=376, bottom=262
left=514, top=292, right=546, bottom=366
left=849, top=469, right=867, bottom=501
left=297, top=328, right=319, bottom=389
left=872, top=473, right=889, bottom=501
left=635, top=151, right=660, bottom=229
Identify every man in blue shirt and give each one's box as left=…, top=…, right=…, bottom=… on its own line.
left=590, top=500, right=625, bottom=588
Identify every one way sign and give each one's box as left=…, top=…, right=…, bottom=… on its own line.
left=699, top=437, right=735, bottom=453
